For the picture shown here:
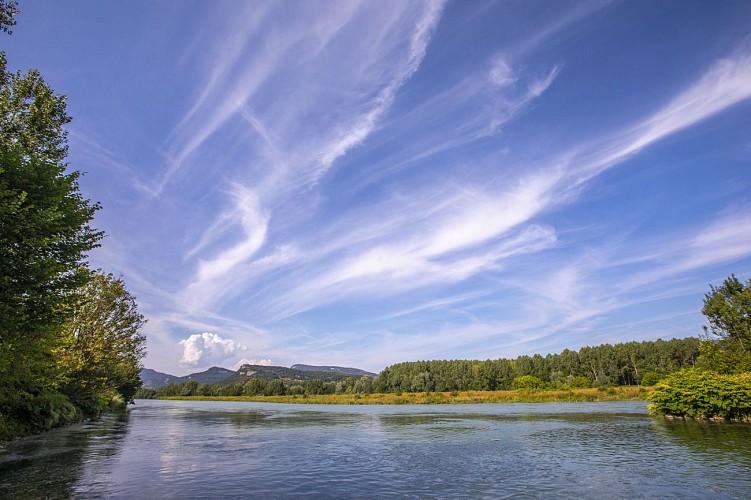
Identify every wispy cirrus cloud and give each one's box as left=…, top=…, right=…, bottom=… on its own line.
left=255, top=45, right=751, bottom=322
left=38, top=1, right=750, bottom=374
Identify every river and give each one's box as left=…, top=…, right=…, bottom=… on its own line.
left=1, top=400, right=749, bottom=498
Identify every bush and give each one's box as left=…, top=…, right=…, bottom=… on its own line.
left=513, top=375, right=543, bottom=390
left=570, top=376, right=591, bottom=389
left=640, top=371, right=660, bottom=386
left=0, top=385, right=82, bottom=439
left=648, top=368, right=751, bottom=420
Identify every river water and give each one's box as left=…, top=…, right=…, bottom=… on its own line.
left=1, top=400, right=749, bottom=498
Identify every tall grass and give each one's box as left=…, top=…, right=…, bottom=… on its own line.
left=162, top=387, right=647, bottom=405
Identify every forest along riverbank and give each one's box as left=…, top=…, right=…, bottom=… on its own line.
left=158, top=386, right=648, bottom=405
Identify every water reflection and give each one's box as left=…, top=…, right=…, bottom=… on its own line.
left=652, top=418, right=751, bottom=462
left=1, top=401, right=749, bottom=498
left=0, top=412, right=129, bottom=499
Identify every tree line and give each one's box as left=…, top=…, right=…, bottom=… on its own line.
left=1, top=2, right=146, bottom=439
left=136, top=373, right=376, bottom=399
left=374, top=337, right=699, bottom=392
left=137, top=337, right=700, bottom=399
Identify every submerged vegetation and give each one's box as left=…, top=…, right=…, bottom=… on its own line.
left=0, top=4, right=146, bottom=440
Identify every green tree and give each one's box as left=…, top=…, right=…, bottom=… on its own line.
left=0, top=52, right=71, bottom=162
left=0, top=1, right=18, bottom=34
left=56, top=272, right=146, bottom=415
left=513, top=375, right=543, bottom=390
left=0, top=45, right=102, bottom=388
left=699, top=275, right=751, bottom=374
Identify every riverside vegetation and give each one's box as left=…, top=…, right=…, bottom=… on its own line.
left=0, top=2, right=146, bottom=440
left=138, top=276, right=751, bottom=420
left=137, top=337, right=696, bottom=401
left=648, top=275, right=751, bottom=421
left=2, top=0, right=749, bottom=440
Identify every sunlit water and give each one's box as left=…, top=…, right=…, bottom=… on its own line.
left=1, top=400, right=749, bottom=498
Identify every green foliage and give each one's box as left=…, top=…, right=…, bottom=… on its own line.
left=0, top=383, right=82, bottom=440
left=0, top=51, right=102, bottom=405
left=0, top=52, right=71, bottom=162
left=698, top=275, right=751, bottom=374
left=0, top=32, right=145, bottom=438
left=56, top=272, right=147, bottom=415
left=376, top=338, right=699, bottom=393
left=649, top=368, right=751, bottom=421
left=513, top=375, right=543, bottom=390
left=0, top=1, right=18, bottom=34
left=640, top=371, right=660, bottom=386
left=570, top=376, right=591, bottom=389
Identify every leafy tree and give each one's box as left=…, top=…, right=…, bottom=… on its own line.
left=0, top=52, right=71, bottom=162
left=56, top=272, right=147, bottom=415
left=699, top=275, right=751, bottom=374
left=0, top=44, right=102, bottom=388
left=0, top=1, right=18, bottom=34
left=513, top=375, right=543, bottom=390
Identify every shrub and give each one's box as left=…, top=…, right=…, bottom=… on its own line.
left=640, top=371, right=660, bottom=386
left=648, top=368, right=751, bottom=420
left=570, top=376, right=591, bottom=389
left=513, top=375, right=543, bottom=390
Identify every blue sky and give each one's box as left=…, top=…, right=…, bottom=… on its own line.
left=6, top=1, right=751, bottom=375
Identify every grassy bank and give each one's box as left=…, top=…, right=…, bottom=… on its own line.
left=160, top=386, right=649, bottom=405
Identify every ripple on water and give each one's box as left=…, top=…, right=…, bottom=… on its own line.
left=1, top=400, right=749, bottom=498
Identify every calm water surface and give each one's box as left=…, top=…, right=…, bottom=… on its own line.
left=1, top=400, right=749, bottom=498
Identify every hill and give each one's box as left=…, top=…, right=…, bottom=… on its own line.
left=141, top=364, right=376, bottom=389
left=226, top=364, right=360, bottom=384
left=141, top=368, right=180, bottom=389
left=140, top=366, right=236, bottom=389
left=180, top=366, right=236, bottom=385
left=291, top=364, right=377, bottom=377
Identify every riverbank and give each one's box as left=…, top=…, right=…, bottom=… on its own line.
left=159, top=386, right=649, bottom=405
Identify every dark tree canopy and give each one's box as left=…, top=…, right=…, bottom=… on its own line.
left=0, top=147, right=102, bottom=338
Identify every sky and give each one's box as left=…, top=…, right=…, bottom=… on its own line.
left=4, top=0, right=751, bottom=375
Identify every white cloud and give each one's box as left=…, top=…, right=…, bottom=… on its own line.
left=179, top=332, right=247, bottom=367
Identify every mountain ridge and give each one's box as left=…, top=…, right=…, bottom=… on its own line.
left=140, top=364, right=376, bottom=389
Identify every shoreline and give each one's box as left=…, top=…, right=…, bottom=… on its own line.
left=154, top=386, right=649, bottom=405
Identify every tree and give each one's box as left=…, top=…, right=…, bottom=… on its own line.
left=0, top=1, right=18, bottom=34
left=513, top=375, right=543, bottom=390
left=699, top=275, right=751, bottom=374
left=0, top=45, right=101, bottom=379
left=1, top=52, right=71, bottom=162
left=56, top=272, right=147, bottom=415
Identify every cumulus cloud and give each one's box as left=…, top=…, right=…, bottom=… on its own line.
left=232, top=358, right=273, bottom=370
left=179, top=332, right=247, bottom=367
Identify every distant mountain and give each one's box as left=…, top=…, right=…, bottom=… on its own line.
left=140, top=368, right=180, bottom=389
left=140, top=366, right=236, bottom=389
left=141, top=364, right=376, bottom=389
left=180, top=366, right=236, bottom=385
left=226, top=364, right=364, bottom=384
left=291, top=364, right=377, bottom=377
